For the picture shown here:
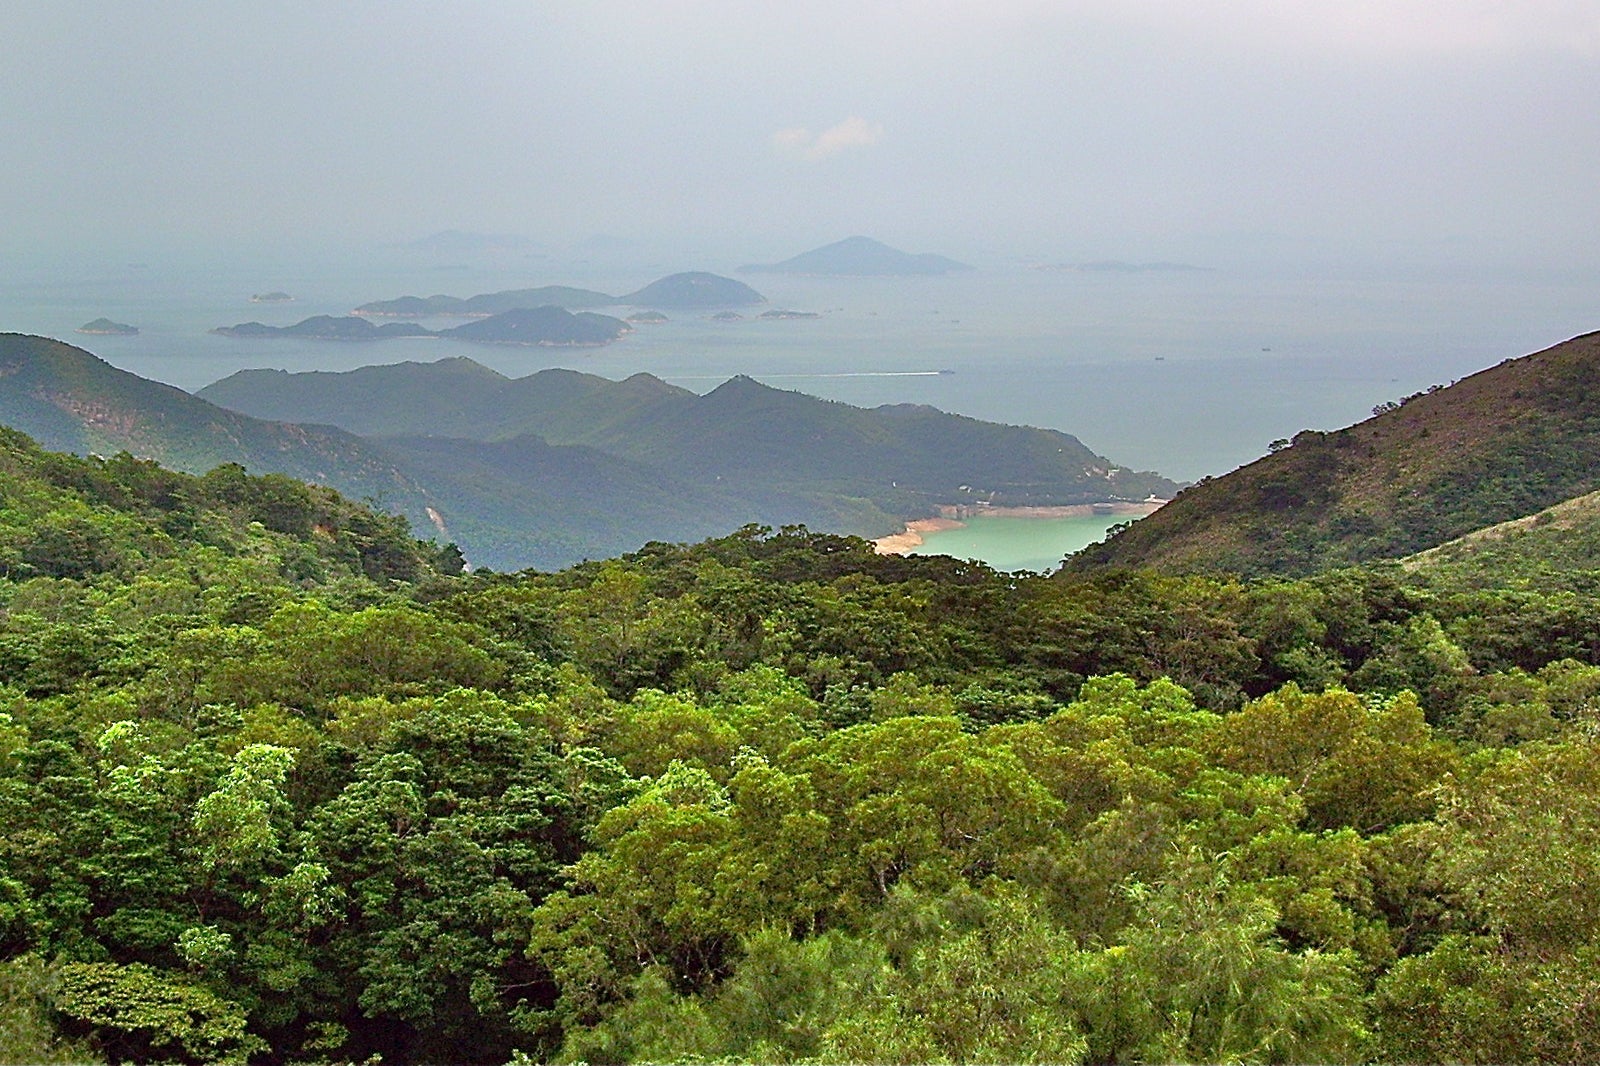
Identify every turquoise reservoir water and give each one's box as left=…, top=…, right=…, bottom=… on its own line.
left=909, top=514, right=1131, bottom=573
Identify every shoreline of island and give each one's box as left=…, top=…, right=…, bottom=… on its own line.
left=873, top=500, right=1167, bottom=555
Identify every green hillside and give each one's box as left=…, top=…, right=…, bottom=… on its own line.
left=1071, top=329, right=1600, bottom=576
left=200, top=362, right=694, bottom=441
left=197, top=357, right=526, bottom=437
left=376, top=433, right=777, bottom=571
left=593, top=376, right=1173, bottom=508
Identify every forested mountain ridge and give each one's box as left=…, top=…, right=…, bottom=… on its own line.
left=1071, top=329, right=1600, bottom=575
left=0, top=333, right=432, bottom=513
left=198, top=360, right=687, bottom=440
left=6, top=429, right=1600, bottom=1062
left=200, top=357, right=1181, bottom=512
left=373, top=432, right=817, bottom=573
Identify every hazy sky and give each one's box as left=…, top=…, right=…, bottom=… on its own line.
left=7, top=1, right=1599, bottom=268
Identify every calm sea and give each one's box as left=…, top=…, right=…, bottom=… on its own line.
left=2, top=252, right=1595, bottom=566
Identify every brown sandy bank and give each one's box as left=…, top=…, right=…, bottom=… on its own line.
left=872, top=517, right=965, bottom=554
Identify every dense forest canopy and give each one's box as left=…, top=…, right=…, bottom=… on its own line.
left=4, top=427, right=1600, bottom=1063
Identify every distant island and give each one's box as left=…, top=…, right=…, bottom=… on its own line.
left=619, top=271, right=765, bottom=309
left=626, top=310, right=669, bottom=324
left=1035, top=260, right=1207, bottom=274
left=742, top=236, right=973, bottom=276
left=758, top=309, right=820, bottom=320
left=710, top=311, right=744, bottom=321
left=250, top=291, right=294, bottom=303
left=355, top=285, right=616, bottom=317
left=75, top=318, right=138, bottom=336
left=213, top=316, right=433, bottom=341
left=446, top=306, right=632, bottom=346
left=351, top=271, right=765, bottom=318
left=213, top=307, right=631, bottom=347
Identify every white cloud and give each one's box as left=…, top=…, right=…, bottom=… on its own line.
left=772, top=116, right=884, bottom=162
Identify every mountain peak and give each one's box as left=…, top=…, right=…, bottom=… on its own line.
left=706, top=374, right=776, bottom=397
left=742, top=237, right=973, bottom=276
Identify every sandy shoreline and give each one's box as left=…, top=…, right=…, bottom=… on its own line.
left=873, top=500, right=1165, bottom=555
left=871, top=517, right=965, bottom=554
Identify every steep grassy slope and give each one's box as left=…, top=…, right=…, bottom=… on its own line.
left=1403, top=488, right=1600, bottom=593
left=1071, top=330, right=1600, bottom=576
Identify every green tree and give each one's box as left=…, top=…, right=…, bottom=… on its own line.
left=1210, top=685, right=1454, bottom=832
left=1072, top=853, right=1369, bottom=1064
left=51, top=962, right=259, bottom=1065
